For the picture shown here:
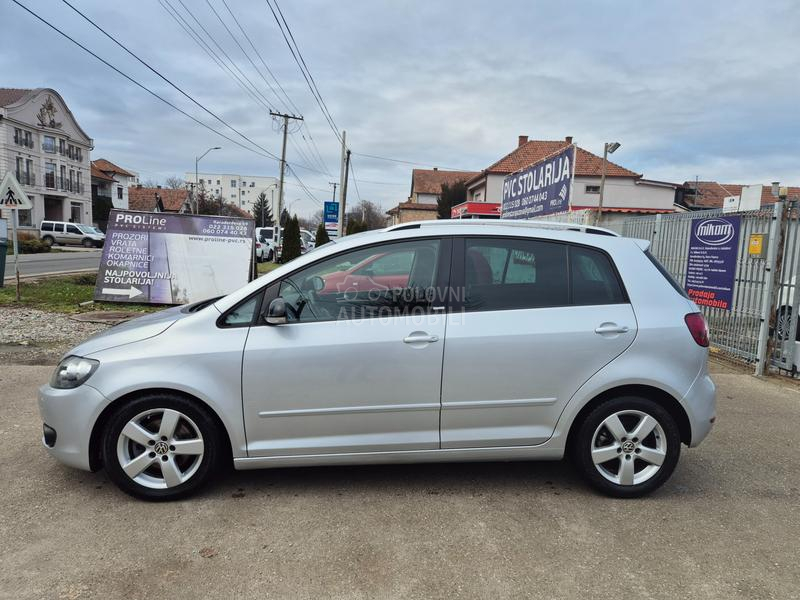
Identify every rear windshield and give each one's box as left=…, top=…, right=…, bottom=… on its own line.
left=645, top=250, right=689, bottom=299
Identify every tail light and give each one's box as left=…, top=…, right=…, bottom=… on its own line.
left=256, top=242, right=262, bottom=248
left=684, top=312, right=709, bottom=347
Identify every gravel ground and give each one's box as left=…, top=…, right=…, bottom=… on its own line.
left=0, top=307, right=110, bottom=365
left=0, top=361, right=798, bottom=599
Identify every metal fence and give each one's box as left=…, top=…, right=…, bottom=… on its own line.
left=621, top=203, right=800, bottom=376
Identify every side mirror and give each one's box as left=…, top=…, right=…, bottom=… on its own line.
left=264, top=297, right=287, bottom=325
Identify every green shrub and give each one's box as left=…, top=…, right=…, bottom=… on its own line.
left=19, top=239, right=52, bottom=254
left=71, top=273, right=97, bottom=286
left=315, top=223, right=331, bottom=247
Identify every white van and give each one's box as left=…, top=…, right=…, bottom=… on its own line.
left=40, top=221, right=105, bottom=248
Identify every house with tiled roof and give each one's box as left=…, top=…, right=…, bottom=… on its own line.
left=387, top=168, right=479, bottom=225
left=91, top=158, right=139, bottom=210
left=678, top=181, right=800, bottom=210
left=464, top=136, right=678, bottom=223
left=0, top=88, right=93, bottom=232
left=128, top=186, right=190, bottom=213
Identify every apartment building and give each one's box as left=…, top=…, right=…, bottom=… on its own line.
left=185, top=171, right=279, bottom=213
left=0, top=88, right=93, bottom=232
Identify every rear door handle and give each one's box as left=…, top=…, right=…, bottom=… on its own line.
left=594, top=324, right=629, bottom=335
left=403, top=333, right=440, bottom=344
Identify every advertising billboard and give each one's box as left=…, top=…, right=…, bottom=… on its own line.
left=94, top=210, right=254, bottom=304
left=685, top=216, right=741, bottom=310
left=501, top=145, right=575, bottom=219
left=324, top=201, right=339, bottom=235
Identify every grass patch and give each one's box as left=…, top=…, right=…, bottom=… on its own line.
left=257, top=261, right=281, bottom=275
left=0, top=274, right=159, bottom=314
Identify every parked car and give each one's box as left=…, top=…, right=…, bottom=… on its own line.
left=38, top=220, right=715, bottom=500
left=255, top=235, right=274, bottom=263
left=40, top=220, right=105, bottom=248
left=300, top=229, right=315, bottom=252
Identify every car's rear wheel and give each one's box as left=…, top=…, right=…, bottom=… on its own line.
left=267, top=249, right=274, bottom=261
left=42, top=235, right=54, bottom=246
left=775, top=306, right=798, bottom=341
left=574, top=396, right=680, bottom=497
left=102, top=394, right=222, bottom=501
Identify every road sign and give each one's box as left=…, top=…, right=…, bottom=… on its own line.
left=324, top=201, right=339, bottom=231
left=0, top=172, right=33, bottom=210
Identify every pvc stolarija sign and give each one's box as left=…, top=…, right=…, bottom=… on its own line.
left=685, top=216, right=741, bottom=311
left=94, top=210, right=254, bottom=304
left=501, top=145, right=575, bottom=219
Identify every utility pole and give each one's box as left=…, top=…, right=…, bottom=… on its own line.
left=341, top=149, right=351, bottom=235
left=270, top=110, right=303, bottom=261
left=337, top=130, right=346, bottom=237
left=329, top=182, right=338, bottom=202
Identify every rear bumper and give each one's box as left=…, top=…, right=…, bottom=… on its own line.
left=682, top=372, right=716, bottom=447
left=38, top=383, right=108, bottom=471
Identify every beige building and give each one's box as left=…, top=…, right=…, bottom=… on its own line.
left=0, top=88, right=93, bottom=233
left=387, top=168, right=478, bottom=225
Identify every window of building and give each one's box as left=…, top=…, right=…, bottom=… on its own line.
left=241, top=180, right=247, bottom=186
left=59, top=139, right=66, bottom=155
left=43, top=136, right=56, bottom=153
left=585, top=185, right=600, bottom=194
left=60, top=165, right=67, bottom=190
left=45, top=163, right=56, bottom=188
left=77, top=171, right=82, bottom=193
left=117, top=186, right=123, bottom=200
left=13, top=128, right=22, bottom=145
left=216, top=179, right=220, bottom=185
left=17, top=209, right=33, bottom=227
left=464, top=238, right=569, bottom=311
left=231, top=180, right=237, bottom=187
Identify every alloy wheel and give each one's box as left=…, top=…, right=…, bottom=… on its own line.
left=591, top=410, right=667, bottom=486
left=116, top=408, right=205, bottom=489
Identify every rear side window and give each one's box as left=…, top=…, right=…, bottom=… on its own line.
left=645, top=250, right=689, bottom=299
left=464, top=238, right=568, bottom=311
left=570, top=246, right=626, bottom=305
left=41, top=222, right=53, bottom=232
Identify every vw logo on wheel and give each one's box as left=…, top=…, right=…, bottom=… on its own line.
left=622, top=440, right=636, bottom=453
left=154, top=441, right=169, bottom=455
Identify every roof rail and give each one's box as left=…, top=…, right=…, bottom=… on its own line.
left=384, top=219, right=619, bottom=237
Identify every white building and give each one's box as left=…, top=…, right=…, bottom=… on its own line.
left=185, top=172, right=279, bottom=213
left=91, top=158, right=139, bottom=210
left=463, top=135, right=677, bottom=229
left=0, top=88, right=93, bottom=232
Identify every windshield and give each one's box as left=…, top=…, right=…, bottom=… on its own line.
left=77, top=224, right=100, bottom=235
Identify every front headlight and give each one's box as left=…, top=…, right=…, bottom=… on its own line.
left=51, top=356, right=99, bottom=389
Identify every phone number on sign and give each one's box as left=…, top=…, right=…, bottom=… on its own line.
left=201, top=222, right=250, bottom=236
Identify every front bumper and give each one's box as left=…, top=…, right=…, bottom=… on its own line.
left=682, top=373, right=717, bottom=447
left=38, top=383, right=109, bottom=471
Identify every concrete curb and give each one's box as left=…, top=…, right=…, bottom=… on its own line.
left=2, top=268, right=98, bottom=283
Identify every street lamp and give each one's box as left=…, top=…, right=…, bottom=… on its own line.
left=194, top=146, right=221, bottom=213
left=595, top=141, right=620, bottom=226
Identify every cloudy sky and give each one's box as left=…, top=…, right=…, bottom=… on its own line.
left=2, top=0, right=798, bottom=217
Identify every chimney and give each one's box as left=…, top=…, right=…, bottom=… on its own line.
left=156, top=185, right=162, bottom=189
left=136, top=184, right=142, bottom=189
left=565, top=136, right=573, bottom=144
left=433, top=167, right=438, bottom=171
left=518, top=135, right=528, bottom=147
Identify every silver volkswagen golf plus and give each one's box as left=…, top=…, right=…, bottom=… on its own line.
left=39, top=220, right=715, bottom=500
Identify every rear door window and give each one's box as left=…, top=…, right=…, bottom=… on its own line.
left=41, top=222, right=53, bottom=232
left=570, top=246, right=627, bottom=305
left=464, top=238, right=568, bottom=311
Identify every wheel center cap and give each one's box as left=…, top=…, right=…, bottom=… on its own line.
left=622, top=440, right=636, bottom=453
left=154, top=441, right=169, bottom=455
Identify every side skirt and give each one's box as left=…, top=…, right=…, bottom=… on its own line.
left=233, top=445, right=564, bottom=470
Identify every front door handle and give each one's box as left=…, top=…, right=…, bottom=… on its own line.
left=594, top=323, right=630, bottom=335
left=403, top=332, right=440, bottom=344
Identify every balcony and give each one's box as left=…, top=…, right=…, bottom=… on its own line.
left=44, top=175, right=84, bottom=194
left=13, top=137, right=35, bottom=149
left=15, top=171, right=35, bottom=186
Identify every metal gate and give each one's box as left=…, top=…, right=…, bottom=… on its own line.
left=621, top=202, right=800, bottom=376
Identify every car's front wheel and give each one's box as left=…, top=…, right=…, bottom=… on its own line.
left=574, top=396, right=681, bottom=497
left=102, top=394, right=222, bottom=501
left=82, top=238, right=94, bottom=248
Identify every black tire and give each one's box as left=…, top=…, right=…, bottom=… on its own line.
left=257, top=254, right=264, bottom=264
left=82, top=237, right=94, bottom=248
left=573, top=396, right=681, bottom=498
left=42, top=235, right=55, bottom=246
left=267, top=249, right=274, bottom=261
left=102, top=393, right=223, bottom=501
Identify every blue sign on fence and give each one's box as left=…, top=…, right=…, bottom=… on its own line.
left=324, top=201, right=339, bottom=231
left=685, top=216, right=741, bottom=311
left=501, top=145, right=575, bottom=219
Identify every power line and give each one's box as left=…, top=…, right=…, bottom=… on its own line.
left=59, top=0, right=283, bottom=164
left=10, top=0, right=285, bottom=164
left=159, top=0, right=272, bottom=112
left=351, top=151, right=470, bottom=171
left=264, top=0, right=342, bottom=144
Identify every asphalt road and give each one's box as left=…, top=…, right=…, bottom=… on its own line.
left=3, top=249, right=101, bottom=279
left=0, top=361, right=797, bottom=600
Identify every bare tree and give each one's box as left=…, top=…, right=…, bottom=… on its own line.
left=164, top=175, right=185, bottom=189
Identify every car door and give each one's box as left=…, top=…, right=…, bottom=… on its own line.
left=53, top=223, right=66, bottom=244
left=440, top=236, right=636, bottom=448
left=241, top=237, right=451, bottom=457
left=65, top=223, right=82, bottom=245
